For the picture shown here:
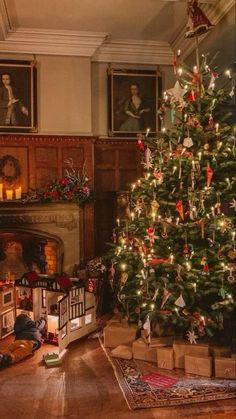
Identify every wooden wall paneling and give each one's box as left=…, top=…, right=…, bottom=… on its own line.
left=94, top=139, right=141, bottom=255
left=0, top=135, right=95, bottom=261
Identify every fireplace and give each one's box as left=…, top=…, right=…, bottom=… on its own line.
left=0, top=202, right=83, bottom=280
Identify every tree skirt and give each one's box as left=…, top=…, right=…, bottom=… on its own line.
left=99, top=340, right=236, bottom=410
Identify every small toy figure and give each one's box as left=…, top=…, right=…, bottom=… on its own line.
left=0, top=313, right=46, bottom=369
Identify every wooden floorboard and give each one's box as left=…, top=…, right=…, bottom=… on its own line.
left=0, top=336, right=235, bottom=419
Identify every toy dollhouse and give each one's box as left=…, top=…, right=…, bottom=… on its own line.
left=0, top=274, right=97, bottom=354
left=0, top=282, right=15, bottom=339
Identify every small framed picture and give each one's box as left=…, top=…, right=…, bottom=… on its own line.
left=108, top=68, right=162, bottom=137
left=0, top=59, right=37, bottom=132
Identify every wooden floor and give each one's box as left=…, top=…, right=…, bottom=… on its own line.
left=0, top=336, right=235, bottom=419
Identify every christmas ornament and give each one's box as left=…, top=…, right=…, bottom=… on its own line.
left=137, top=135, right=145, bottom=151
left=108, top=264, right=115, bottom=288
left=176, top=200, right=184, bottom=220
left=151, top=199, right=159, bottom=213
left=227, top=266, right=235, bottom=283
left=166, top=81, right=187, bottom=105
left=201, top=256, right=209, bottom=274
left=153, top=170, right=163, bottom=184
left=185, top=0, right=214, bottom=39
left=86, top=278, right=96, bottom=293
left=218, top=285, right=227, bottom=299
left=56, top=273, right=72, bottom=289
left=174, top=293, right=186, bottom=308
left=183, top=243, right=189, bottom=256
left=183, top=136, right=193, bottom=148
left=227, top=250, right=236, bottom=261
left=143, top=147, right=153, bottom=170
left=120, top=272, right=128, bottom=287
left=152, top=288, right=159, bottom=301
left=206, top=165, right=213, bottom=187
left=186, top=90, right=196, bottom=102
left=160, top=288, right=171, bottom=309
left=229, top=199, right=236, bottom=211
left=186, top=329, right=198, bottom=344
left=24, top=271, right=39, bottom=285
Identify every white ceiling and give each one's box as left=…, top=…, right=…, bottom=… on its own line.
left=6, top=0, right=187, bottom=42
left=0, top=0, right=235, bottom=63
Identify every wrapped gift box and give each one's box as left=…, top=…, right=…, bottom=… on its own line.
left=185, top=354, right=212, bottom=377
left=157, top=347, right=174, bottom=370
left=173, top=340, right=209, bottom=369
left=210, top=346, right=231, bottom=358
left=133, top=337, right=173, bottom=364
left=103, top=321, right=136, bottom=348
left=215, top=357, right=236, bottom=379
left=111, top=345, right=133, bottom=360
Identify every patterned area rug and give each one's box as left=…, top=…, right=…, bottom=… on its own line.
left=99, top=340, right=236, bottom=410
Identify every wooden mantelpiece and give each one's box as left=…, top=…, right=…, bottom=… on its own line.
left=0, top=134, right=95, bottom=260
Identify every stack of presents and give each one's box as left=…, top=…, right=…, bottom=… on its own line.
left=103, top=317, right=236, bottom=379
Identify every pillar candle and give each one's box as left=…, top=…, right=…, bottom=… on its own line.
left=6, top=190, right=13, bottom=200
left=0, top=183, right=3, bottom=200
left=15, top=187, right=22, bottom=200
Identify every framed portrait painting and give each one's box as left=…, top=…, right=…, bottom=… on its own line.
left=0, top=59, right=37, bottom=132
left=108, top=68, right=162, bottom=137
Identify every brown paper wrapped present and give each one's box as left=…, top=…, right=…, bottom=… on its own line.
left=185, top=354, right=212, bottom=377
left=103, top=321, right=136, bottom=348
left=173, top=340, right=209, bottom=369
left=157, top=347, right=174, bottom=370
left=215, top=357, right=236, bottom=379
left=133, top=337, right=173, bottom=364
left=210, top=346, right=231, bottom=358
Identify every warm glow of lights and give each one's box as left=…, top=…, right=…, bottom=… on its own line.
left=120, top=263, right=126, bottom=271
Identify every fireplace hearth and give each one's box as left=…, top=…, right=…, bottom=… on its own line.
left=0, top=202, right=83, bottom=280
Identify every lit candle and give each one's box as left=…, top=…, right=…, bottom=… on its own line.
left=6, top=190, right=13, bottom=200
left=225, top=69, right=232, bottom=79
left=116, top=218, right=120, bottom=227
left=170, top=254, right=174, bottom=264
left=151, top=212, right=156, bottom=222
left=177, top=49, right=181, bottom=57
left=215, top=123, right=219, bottom=133
left=211, top=206, right=215, bottom=217
left=130, top=212, right=135, bottom=221
left=177, top=67, right=183, bottom=76
left=146, top=128, right=150, bottom=137
left=193, top=283, right=197, bottom=292
left=15, top=186, right=22, bottom=200
left=0, top=183, right=3, bottom=200
left=198, top=151, right=202, bottom=161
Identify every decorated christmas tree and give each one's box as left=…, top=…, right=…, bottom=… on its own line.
left=107, top=1, right=236, bottom=345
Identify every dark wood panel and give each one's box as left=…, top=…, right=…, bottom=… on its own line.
left=0, top=134, right=95, bottom=261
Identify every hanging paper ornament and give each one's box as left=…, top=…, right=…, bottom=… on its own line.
left=175, top=293, right=186, bottom=308
left=206, top=165, right=213, bottom=187
left=142, top=315, right=151, bottom=345
left=120, top=272, right=128, bottom=287
left=186, top=329, right=198, bottom=345
left=144, top=147, right=153, bottom=169
left=183, top=243, right=189, bottom=256
left=183, top=136, right=193, bottom=148
left=208, top=71, right=218, bottom=89
left=152, top=288, right=159, bottom=301
left=229, top=199, right=236, bottom=211
left=201, top=256, right=209, bottom=273
left=218, top=285, right=227, bottom=299
left=151, top=199, right=159, bottom=212
left=185, top=0, right=214, bottom=39
left=153, top=170, right=163, bottom=184
left=160, top=288, right=171, bottom=309
left=176, top=200, right=184, bottom=220
left=186, top=90, right=196, bottom=102
left=136, top=134, right=145, bottom=151
left=166, top=81, right=187, bottom=105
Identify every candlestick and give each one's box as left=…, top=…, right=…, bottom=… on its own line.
left=15, top=186, right=22, bottom=200
left=6, top=190, right=13, bottom=200
left=0, top=183, right=3, bottom=200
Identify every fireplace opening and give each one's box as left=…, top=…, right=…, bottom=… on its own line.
left=0, top=231, right=63, bottom=280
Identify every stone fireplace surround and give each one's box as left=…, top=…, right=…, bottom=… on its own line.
left=0, top=202, right=83, bottom=277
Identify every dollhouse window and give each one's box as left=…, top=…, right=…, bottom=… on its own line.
left=2, top=290, right=13, bottom=307
left=70, top=317, right=82, bottom=331
left=85, top=313, right=92, bottom=325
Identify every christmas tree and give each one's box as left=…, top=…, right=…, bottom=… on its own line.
left=107, top=1, right=236, bottom=345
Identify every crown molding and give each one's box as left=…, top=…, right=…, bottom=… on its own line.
left=0, top=0, right=108, bottom=56
left=171, top=0, right=235, bottom=58
left=92, top=39, right=173, bottom=64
